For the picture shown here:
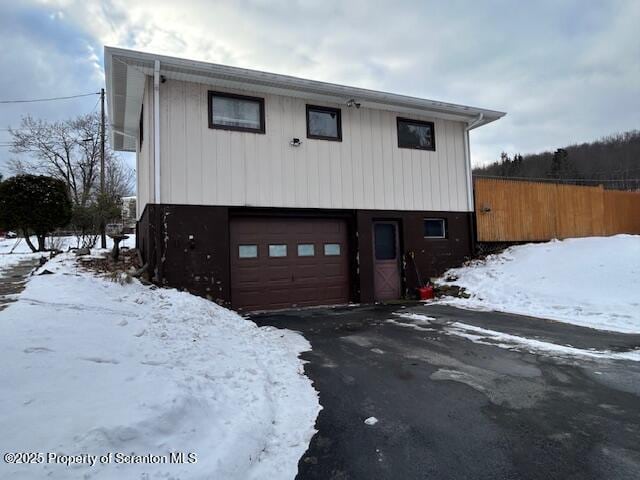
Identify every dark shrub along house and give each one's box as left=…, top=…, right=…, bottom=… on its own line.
left=105, top=47, right=505, bottom=311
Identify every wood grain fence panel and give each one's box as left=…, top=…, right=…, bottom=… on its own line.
left=474, top=177, right=639, bottom=242
left=604, top=191, right=640, bottom=235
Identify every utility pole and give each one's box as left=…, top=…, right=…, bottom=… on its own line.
left=100, top=87, right=106, bottom=248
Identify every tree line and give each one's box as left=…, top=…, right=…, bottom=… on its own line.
left=473, top=130, right=640, bottom=190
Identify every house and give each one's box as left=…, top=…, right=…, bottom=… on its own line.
left=105, top=47, right=505, bottom=311
left=121, top=196, right=137, bottom=233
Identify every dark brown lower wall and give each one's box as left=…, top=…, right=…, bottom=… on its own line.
left=356, top=210, right=474, bottom=303
left=137, top=204, right=231, bottom=305
left=138, top=204, right=473, bottom=308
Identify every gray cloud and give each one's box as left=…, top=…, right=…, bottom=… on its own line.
left=1, top=0, right=638, bottom=177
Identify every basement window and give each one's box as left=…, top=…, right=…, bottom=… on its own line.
left=424, top=218, right=447, bottom=238
left=306, top=105, right=342, bottom=141
left=397, top=118, right=435, bottom=150
left=208, top=91, right=265, bottom=133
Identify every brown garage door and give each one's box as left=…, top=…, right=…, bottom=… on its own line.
left=230, top=217, right=350, bottom=311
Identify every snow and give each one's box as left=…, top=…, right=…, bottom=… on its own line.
left=0, top=235, right=136, bottom=274
left=437, top=235, right=640, bottom=333
left=0, top=252, right=320, bottom=479
left=387, top=316, right=640, bottom=362
left=446, top=322, right=640, bottom=362
left=393, top=312, right=436, bottom=324
left=364, top=417, right=378, bottom=426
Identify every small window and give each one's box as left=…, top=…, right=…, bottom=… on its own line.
left=138, top=105, right=143, bottom=152
left=238, top=245, right=258, bottom=258
left=208, top=91, right=265, bottom=133
left=269, top=244, right=287, bottom=257
left=424, top=219, right=446, bottom=238
left=397, top=117, right=435, bottom=150
left=306, top=105, right=342, bottom=141
left=297, top=244, right=315, bottom=257
left=324, top=243, right=341, bottom=256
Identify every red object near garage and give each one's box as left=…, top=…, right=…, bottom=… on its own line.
left=418, top=285, right=434, bottom=300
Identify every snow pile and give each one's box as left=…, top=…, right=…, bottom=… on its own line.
left=437, top=235, right=640, bottom=333
left=0, top=253, right=320, bottom=479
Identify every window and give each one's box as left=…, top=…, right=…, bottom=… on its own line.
left=306, top=105, right=342, bottom=141
left=268, top=244, right=287, bottom=257
left=397, top=117, right=435, bottom=150
left=297, top=244, right=315, bottom=257
left=238, top=245, right=258, bottom=258
left=374, top=223, right=397, bottom=260
left=424, top=218, right=446, bottom=238
left=208, top=91, right=265, bottom=133
left=324, top=243, right=341, bottom=256
left=138, top=106, right=143, bottom=152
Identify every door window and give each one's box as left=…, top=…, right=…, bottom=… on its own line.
left=374, top=223, right=397, bottom=260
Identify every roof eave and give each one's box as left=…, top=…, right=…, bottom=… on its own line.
left=104, top=46, right=506, bottom=151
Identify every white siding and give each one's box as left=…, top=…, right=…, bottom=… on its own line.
left=136, top=76, right=154, bottom=216
left=150, top=78, right=471, bottom=212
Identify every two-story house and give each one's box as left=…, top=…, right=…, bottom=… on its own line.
left=105, top=47, right=505, bottom=311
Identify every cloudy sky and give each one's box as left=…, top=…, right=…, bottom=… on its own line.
left=1, top=0, right=638, bottom=178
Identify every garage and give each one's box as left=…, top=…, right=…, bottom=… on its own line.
left=230, top=217, right=351, bottom=311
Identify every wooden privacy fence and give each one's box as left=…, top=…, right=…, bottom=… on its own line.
left=474, top=177, right=640, bottom=242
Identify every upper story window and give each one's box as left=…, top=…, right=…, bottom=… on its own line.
left=397, top=117, right=435, bottom=151
left=306, top=105, right=342, bottom=141
left=208, top=91, right=265, bottom=133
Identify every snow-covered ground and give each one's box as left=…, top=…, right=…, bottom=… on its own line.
left=0, top=252, right=320, bottom=479
left=436, top=235, right=640, bottom=333
left=0, top=235, right=135, bottom=274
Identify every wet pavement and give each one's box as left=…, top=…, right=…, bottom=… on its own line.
left=252, top=303, right=640, bottom=480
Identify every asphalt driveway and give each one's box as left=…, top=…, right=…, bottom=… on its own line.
left=251, top=303, right=640, bottom=480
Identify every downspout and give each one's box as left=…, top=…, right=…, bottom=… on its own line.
left=464, top=113, right=483, bottom=255
left=153, top=60, right=161, bottom=204
left=464, top=113, right=483, bottom=210
left=152, top=60, right=164, bottom=285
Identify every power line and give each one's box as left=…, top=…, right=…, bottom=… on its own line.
left=0, top=92, right=99, bottom=104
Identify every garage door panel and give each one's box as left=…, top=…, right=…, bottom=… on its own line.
left=230, top=217, right=350, bottom=311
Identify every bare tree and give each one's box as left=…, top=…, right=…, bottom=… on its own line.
left=8, top=113, right=134, bottom=206
left=8, top=113, right=134, bottom=246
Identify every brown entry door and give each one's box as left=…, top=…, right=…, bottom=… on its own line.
left=373, top=221, right=401, bottom=301
left=230, top=217, right=350, bottom=311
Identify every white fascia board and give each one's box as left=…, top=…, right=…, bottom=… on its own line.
left=104, top=46, right=506, bottom=145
